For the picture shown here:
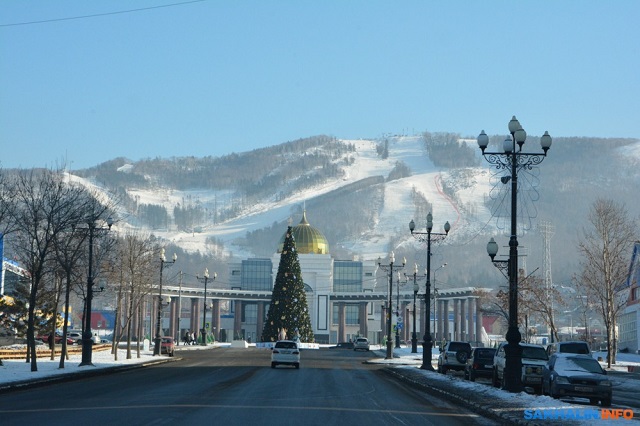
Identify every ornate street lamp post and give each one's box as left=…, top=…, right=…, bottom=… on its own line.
left=478, top=116, right=552, bottom=392
left=410, top=212, right=450, bottom=370
left=198, top=268, right=217, bottom=346
left=406, top=264, right=426, bottom=353
left=79, top=216, right=113, bottom=367
left=154, top=248, right=176, bottom=356
left=378, top=252, right=405, bottom=360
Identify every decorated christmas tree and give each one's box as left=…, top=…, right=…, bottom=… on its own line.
left=262, top=226, right=314, bottom=342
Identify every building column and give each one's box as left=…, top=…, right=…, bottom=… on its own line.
left=468, top=297, right=475, bottom=344
left=359, top=302, right=368, bottom=337
left=459, top=298, right=466, bottom=341
left=190, top=298, right=199, bottom=337
left=453, top=299, right=459, bottom=340
left=211, top=299, right=220, bottom=341
left=443, top=299, right=450, bottom=343
left=234, top=300, right=243, bottom=340
left=169, top=296, right=178, bottom=341
left=256, top=301, right=265, bottom=342
left=475, top=298, right=484, bottom=347
left=338, top=302, right=346, bottom=343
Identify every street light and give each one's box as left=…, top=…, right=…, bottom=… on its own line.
left=478, top=116, right=552, bottom=392
left=154, top=248, right=177, bottom=356
left=406, top=264, right=426, bottom=353
left=378, top=252, right=405, bottom=360
left=432, top=263, right=447, bottom=338
left=198, top=268, right=217, bottom=346
left=409, top=212, right=450, bottom=370
left=79, top=215, right=113, bottom=367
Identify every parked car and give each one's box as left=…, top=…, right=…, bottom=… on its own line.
left=160, top=337, right=175, bottom=356
left=353, top=337, right=370, bottom=351
left=437, top=341, right=472, bottom=374
left=66, top=332, right=101, bottom=345
left=464, top=347, right=497, bottom=381
left=493, top=342, right=548, bottom=394
left=271, top=340, right=300, bottom=369
left=37, top=332, right=74, bottom=346
left=91, top=333, right=101, bottom=345
left=543, top=354, right=612, bottom=406
left=546, top=341, right=591, bottom=357
left=66, top=332, right=83, bottom=345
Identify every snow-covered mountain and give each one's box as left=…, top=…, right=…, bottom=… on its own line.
left=118, top=136, right=485, bottom=258
left=70, top=134, right=640, bottom=286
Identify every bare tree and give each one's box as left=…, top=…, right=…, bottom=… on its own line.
left=519, top=274, right=565, bottom=344
left=577, top=198, right=638, bottom=366
left=482, top=265, right=565, bottom=345
left=9, top=169, right=89, bottom=371
left=111, top=231, right=156, bottom=359
left=52, top=187, right=97, bottom=368
left=0, top=168, right=17, bottom=236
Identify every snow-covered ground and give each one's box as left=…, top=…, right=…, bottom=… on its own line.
left=2, top=343, right=639, bottom=424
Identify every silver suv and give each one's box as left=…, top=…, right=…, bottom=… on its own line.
left=353, top=337, right=370, bottom=351
left=437, top=341, right=472, bottom=374
left=493, top=342, right=548, bottom=394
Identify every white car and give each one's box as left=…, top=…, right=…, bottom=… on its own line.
left=493, top=342, right=548, bottom=394
left=66, top=332, right=83, bottom=345
left=271, top=340, right=300, bottom=369
left=353, top=337, right=370, bottom=351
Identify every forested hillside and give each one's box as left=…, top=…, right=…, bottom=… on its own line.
left=71, top=132, right=640, bottom=285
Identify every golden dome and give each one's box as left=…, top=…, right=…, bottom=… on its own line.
left=277, top=211, right=329, bottom=255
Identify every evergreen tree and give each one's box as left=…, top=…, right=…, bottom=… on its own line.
left=262, top=226, right=314, bottom=342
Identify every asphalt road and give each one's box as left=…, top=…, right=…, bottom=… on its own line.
left=0, top=347, right=498, bottom=426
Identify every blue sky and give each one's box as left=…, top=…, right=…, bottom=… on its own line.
left=1, top=1, right=638, bottom=170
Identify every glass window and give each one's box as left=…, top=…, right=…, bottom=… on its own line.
left=332, top=304, right=360, bottom=325
left=333, top=261, right=363, bottom=292
left=243, top=303, right=257, bottom=324
left=241, top=258, right=273, bottom=291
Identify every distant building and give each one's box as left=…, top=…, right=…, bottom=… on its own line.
left=228, top=211, right=377, bottom=343
left=619, top=242, right=640, bottom=354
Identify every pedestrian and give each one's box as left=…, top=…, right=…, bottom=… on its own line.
left=190, top=331, right=196, bottom=345
left=183, top=331, right=190, bottom=346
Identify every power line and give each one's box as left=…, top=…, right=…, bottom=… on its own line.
left=0, top=0, right=207, bottom=27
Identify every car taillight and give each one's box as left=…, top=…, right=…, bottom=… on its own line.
left=473, top=363, right=480, bottom=369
